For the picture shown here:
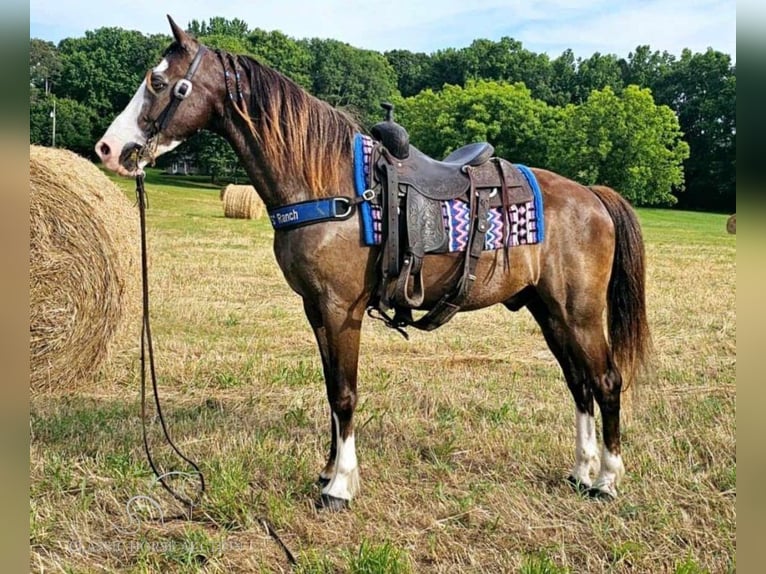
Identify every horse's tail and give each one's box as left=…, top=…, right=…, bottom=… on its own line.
left=589, top=185, right=651, bottom=391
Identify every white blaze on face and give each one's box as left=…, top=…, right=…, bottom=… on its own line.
left=95, top=58, right=184, bottom=175
left=104, top=80, right=149, bottom=148
left=323, top=412, right=360, bottom=501
left=153, top=59, right=169, bottom=73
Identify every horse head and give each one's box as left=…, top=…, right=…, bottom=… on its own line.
left=95, top=16, right=216, bottom=176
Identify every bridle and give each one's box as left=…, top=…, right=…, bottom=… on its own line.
left=139, top=44, right=208, bottom=164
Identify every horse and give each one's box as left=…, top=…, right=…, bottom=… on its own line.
left=95, top=16, right=650, bottom=510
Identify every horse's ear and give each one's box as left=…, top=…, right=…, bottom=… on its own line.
left=167, top=15, right=194, bottom=51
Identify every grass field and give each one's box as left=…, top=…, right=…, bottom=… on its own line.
left=30, top=170, right=736, bottom=573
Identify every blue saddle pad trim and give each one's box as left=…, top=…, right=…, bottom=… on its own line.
left=515, top=164, right=545, bottom=243
left=353, top=133, right=376, bottom=245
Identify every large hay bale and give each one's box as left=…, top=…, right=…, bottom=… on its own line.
left=30, top=145, right=140, bottom=392
left=726, top=213, right=736, bottom=234
left=222, top=184, right=265, bottom=219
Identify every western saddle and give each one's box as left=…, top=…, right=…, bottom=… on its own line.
left=367, top=103, right=535, bottom=333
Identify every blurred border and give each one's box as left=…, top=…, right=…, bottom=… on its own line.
left=736, top=2, right=763, bottom=572
left=2, top=2, right=31, bottom=572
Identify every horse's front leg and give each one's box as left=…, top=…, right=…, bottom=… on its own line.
left=303, top=297, right=363, bottom=510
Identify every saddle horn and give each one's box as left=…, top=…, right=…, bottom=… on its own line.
left=381, top=102, right=395, bottom=122
left=371, top=102, right=410, bottom=160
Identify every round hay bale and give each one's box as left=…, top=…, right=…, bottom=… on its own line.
left=726, top=213, right=736, bottom=234
left=30, top=145, right=140, bottom=392
left=222, top=184, right=265, bottom=219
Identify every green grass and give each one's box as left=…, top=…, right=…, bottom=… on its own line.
left=638, top=208, right=734, bottom=244
left=345, top=540, right=412, bottom=574
left=30, top=169, right=735, bottom=572
left=520, top=553, right=571, bottom=574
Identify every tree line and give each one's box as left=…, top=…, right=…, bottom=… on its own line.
left=29, top=17, right=735, bottom=210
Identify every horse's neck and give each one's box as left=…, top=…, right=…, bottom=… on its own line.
left=218, top=116, right=357, bottom=211
left=216, top=119, right=305, bottom=210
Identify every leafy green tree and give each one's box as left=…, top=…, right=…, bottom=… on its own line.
left=29, top=96, right=54, bottom=146
left=308, top=38, right=399, bottom=125
left=247, top=29, right=313, bottom=89
left=30, top=95, right=97, bottom=155
left=188, top=17, right=249, bottom=38
left=573, top=52, right=624, bottom=103
left=184, top=131, right=244, bottom=184
left=30, top=39, right=62, bottom=102
left=463, top=37, right=554, bottom=103
left=395, top=80, right=551, bottom=166
left=384, top=49, right=432, bottom=98
left=652, top=49, right=736, bottom=211
left=56, top=28, right=168, bottom=137
left=197, top=33, right=252, bottom=55
left=427, top=47, right=470, bottom=90
left=547, top=86, right=689, bottom=205
left=549, top=49, right=578, bottom=106
left=619, top=45, right=676, bottom=90
left=391, top=88, right=447, bottom=157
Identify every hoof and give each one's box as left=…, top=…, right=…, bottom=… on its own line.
left=587, top=486, right=617, bottom=501
left=316, top=494, right=349, bottom=512
left=317, top=475, right=330, bottom=488
left=566, top=475, right=592, bottom=494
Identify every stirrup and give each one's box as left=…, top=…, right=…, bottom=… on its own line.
left=393, top=255, right=424, bottom=308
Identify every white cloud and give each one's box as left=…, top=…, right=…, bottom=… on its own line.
left=29, top=0, right=735, bottom=59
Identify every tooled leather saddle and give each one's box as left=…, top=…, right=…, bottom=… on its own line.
left=367, top=103, right=535, bottom=333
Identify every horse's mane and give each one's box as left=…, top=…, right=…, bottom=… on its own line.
left=233, top=53, right=361, bottom=196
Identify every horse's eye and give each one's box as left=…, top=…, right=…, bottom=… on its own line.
left=150, top=74, right=167, bottom=93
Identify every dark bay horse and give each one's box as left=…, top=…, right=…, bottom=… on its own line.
left=95, top=16, right=649, bottom=509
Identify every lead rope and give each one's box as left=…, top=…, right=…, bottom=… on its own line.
left=134, top=173, right=296, bottom=566
left=135, top=173, right=205, bottom=511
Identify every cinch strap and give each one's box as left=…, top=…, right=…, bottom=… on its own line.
left=269, top=197, right=356, bottom=230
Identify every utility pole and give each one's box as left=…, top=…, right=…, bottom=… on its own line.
left=50, top=96, right=56, bottom=148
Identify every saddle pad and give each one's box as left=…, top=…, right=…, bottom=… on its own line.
left=443, top=195, right=541, bottom=252
left=353, top=133, right=545, bottom=251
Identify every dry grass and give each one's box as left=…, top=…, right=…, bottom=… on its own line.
left=222, top=184, right=266, bottom=220
left=29, top=146, right=140, bottom=393
left=29, top=174, right=735, bottom=573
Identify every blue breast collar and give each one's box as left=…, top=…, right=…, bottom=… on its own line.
left=268, top=133, right=375, bottom=232
left=269, top=197, right=355, bottom=230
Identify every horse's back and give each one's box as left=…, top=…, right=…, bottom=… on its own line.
left=532, top=168, right=613, bottom=228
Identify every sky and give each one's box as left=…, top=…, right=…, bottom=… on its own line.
left=30, top=0, right=736, bottom=61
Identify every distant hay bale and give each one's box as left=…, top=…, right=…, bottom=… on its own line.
left=30, top=145, right=140, bottom=392
left=222, top=184, right=265, bottom=219
left=726, top=213, right=736, bottom=234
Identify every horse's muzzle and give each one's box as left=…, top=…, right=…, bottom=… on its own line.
left=118, top=143, right=143, bottom=172
left=94, top=138, right=145, bottom=176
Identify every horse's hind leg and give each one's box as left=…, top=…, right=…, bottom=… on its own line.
left=524, top=296, right=625, bottom=498
left=303, top=298, right=363, bottom=510
left=523, top=298, right=598, bottom=489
